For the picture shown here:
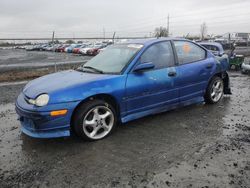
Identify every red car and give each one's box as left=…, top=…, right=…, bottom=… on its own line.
left=56, top=44, right=70, bottom=52
left=72, top=45, right=86, bottom=54
left=87, top=44, right=107, bottom=56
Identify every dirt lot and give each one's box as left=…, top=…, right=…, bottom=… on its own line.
left=0, top=71, right=249, bottom=188
left=0, top=49, right=91, bottom=82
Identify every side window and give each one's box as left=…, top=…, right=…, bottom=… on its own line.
left=140, top=41, right=174, bottom=69
left=174, top=41, right=206, bottom=65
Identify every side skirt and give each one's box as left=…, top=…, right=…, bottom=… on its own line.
left=121, top=97, right=204, bottom=123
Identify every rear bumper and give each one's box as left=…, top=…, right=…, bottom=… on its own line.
left=15, top=93, right=80, bottom=138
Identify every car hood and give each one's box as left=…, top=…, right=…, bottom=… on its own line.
left=23, top=70, right=117, bottom=100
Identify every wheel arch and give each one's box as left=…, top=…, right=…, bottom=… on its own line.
left=70, top=93, right=121, bottom=132
left=207, top=71, right=231, bottom=94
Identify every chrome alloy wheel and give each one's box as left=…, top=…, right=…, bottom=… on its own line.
left=210, top=79, right=223, bottom=102
left=82, top=106, right=114, bottom=140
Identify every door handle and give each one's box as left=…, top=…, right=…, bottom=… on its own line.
left=168, top=71, right=177, bottom=77
left=206, top=64, right=213, bottom=69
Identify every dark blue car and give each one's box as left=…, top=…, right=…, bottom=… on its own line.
left=16, top=38, right=231, bottom=141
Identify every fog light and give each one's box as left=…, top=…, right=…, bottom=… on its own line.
left=50, top=109, right=68, bottom=116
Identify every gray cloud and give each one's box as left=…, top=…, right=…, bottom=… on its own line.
left=0, top=0, right=249, bottom=38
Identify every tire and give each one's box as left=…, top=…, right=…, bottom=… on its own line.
left=204, top=76, right=224, bottom=104
left=72, top=99, right=117, bottom=141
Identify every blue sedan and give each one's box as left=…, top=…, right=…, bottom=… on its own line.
left=16, top=38, right=231, bottom=140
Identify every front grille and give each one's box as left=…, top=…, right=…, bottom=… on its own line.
left=21, top=117, right=36, bottom=130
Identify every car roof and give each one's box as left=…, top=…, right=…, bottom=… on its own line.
left=123, top=37, right=188, bottom=46
left=198, top=42, right=223, bottom=48
left=198, top=42, right=224, bottom=52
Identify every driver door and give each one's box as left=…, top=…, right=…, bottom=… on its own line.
left=125, top=41, right=179, bottom=116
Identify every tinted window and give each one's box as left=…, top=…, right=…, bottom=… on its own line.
left=174, top=41, right=206, bottom=64
left=140, top=41, right=174, bottom=69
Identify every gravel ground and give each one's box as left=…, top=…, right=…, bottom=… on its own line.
left=0, top=71, right=249, bottom=188
left=0, top=49, right=85, bottom=66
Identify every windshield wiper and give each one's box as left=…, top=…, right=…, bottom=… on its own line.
left=82, top=66, right=104, bottom=74
left=76, top=66, right=90, bottom=73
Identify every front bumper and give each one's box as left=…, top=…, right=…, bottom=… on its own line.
left=15, top=93, right=80, bottom=138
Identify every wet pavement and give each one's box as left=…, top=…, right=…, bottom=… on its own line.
left=0, top=71, right=250, bottom=188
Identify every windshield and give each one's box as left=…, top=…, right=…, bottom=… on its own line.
left=80, top=44, right=143, bottom=74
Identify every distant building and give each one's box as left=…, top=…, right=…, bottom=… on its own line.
left=231, top=32, right=250, bottom=42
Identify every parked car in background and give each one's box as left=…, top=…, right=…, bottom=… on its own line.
left=53, top=44, right=61, bottom=52
left=199, top=42, right=225, bottom=56
left=26, top=44, right=42, bottom=51
left=25, top=45, right=36, bottom=51
left=16, top=38, right=231, bottom=141
left=51, top=44, right=62, bottom=52
left=56, top=44, right=70, bottom=52
left=44, top=45, right=54, bottom=51
left=241, top=58, right=250, bottom=74
left=199, top=42, right=229, bottom=70
left=72, top=44, right=87, bottom=54
left=86, top=43, right=107, bottom=56
left=79, top=44, right=94, bottom=55
left=64, top=44, right=78, bottom=53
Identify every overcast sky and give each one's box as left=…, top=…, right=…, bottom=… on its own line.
left=0, top=0, right=250, bottom=38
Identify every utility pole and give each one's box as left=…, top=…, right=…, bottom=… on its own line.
left=52, top=31, right=55, bottom=44
left=228, top=33, right=231, bottom=50
left=167, top=14, right=170, bottom=37
left=112, top=32, right=116, bottom=44
left=103, top=27, right=106, bottom=40
left=52, top=31, right=57, bottom=72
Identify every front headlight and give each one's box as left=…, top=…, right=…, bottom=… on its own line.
left=35, top=94, right=49, bottom=107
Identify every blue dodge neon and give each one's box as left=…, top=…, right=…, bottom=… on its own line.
left=16, top=38, right=231, bottom=141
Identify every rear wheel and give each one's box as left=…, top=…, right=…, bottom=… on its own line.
left=72, top=99, right=117, bottom=141
left=205, top=76, right=224, bottom=104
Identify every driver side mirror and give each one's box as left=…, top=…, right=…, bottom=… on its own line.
left=133, top=62, right=155, bottom=72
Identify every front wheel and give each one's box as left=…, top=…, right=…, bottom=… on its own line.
left=72, top=100, right=117, bottom=141
left=204, top=76, right=224, bottom=104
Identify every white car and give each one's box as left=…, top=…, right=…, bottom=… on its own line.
left=79, top=45, right=94, bottom=55
left=241, top=58, right=250, bottom=74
